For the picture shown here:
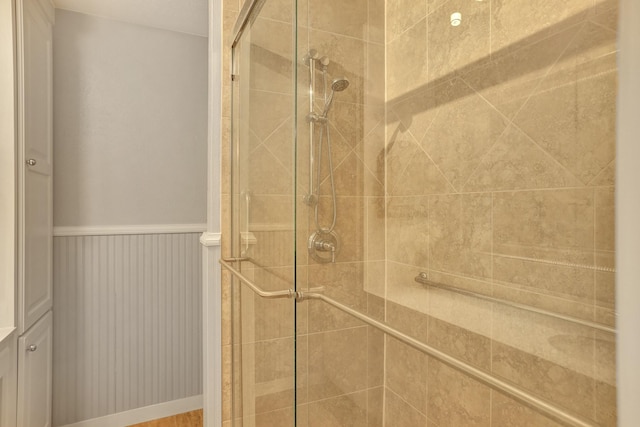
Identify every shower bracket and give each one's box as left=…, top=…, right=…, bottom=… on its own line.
left=307, top=112, right=327, bottom=123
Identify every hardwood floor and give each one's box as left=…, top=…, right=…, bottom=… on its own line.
left=128, top=410, right=203, bottom=427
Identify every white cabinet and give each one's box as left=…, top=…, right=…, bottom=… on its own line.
left=17, top=312, right=52, bottom=427
left=15, top=0, right=54, bottom=426
left=0, top=330, right=17, bottom=427
left=17, top=0, right=54, bottom=335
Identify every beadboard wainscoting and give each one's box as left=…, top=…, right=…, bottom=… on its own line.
left=52, top=232, right=203, bottom=427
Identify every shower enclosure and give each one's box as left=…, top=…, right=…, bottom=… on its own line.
left=222, top=0, right=618, bottom=425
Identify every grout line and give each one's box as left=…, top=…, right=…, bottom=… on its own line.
left=489, top=189, right=495, bottom=426
left=521, top=63, right=617, bottom=100
left=493, top=253, right=616, bottom=273
left=259, top=131, right=295, bottom=176
left=322, top=117, right=387, bottom=191
left=490, top=19, right=581, bottom=111
left=401, top=110, right=456, bottom=195
left=502, top=25, right=597, bottom=184
left=386, top=386, right=428, bottom=418
left=247, top=114, right=291, bottom=155
left=591, top=174, right=599, bottom=421
left=588, top=18, right=618, bottom=34
left=304, top=387, right=381, bottom=407
left=247, top=86, right=295, bottom=97
left=489, top=0, right=493, bottom=59
left=385, top=12, right=426, bottom=46
left=593, top=187, right=598, bottom=325
left=384, top=183, right=616, bottom=197
left=455, top=77, right=516, bottom=192
left=586, top=158, right=615, bottom=186
left=251, top=12, right=294, bottom=27
left=306, top=25, right=385, bottom=46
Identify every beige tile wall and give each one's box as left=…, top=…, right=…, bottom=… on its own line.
left=384, top=0, right=618, bottom=425
left=221, top=0, right=618, bottom=425
left=296, top=0, right=386, bottom=425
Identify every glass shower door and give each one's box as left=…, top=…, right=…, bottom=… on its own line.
left=229, top=1, right=298, bottom=425
left=225, top=0, right=618, bottom=426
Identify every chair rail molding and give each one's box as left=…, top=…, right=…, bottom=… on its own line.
left=53, top=224, right=207, bottom=237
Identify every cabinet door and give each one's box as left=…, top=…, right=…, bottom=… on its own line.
left=17, top=312, right=52, bottom=427
left=18, top=0, right=54, bottom=333
left=0, top=332, right=17, bottom=427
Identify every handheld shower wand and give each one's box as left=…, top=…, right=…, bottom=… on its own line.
left=321, top=77, right=350, bottom=117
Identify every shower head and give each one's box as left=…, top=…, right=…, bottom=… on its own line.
left=322, top=77, right=350, bottom=117
left=331, top=77, right=350, bottom=92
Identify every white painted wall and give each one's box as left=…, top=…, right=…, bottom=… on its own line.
left=51, top=8, right=208, bottom=425
left=617, top=0, right=640, bottom=425
left=55, top=0, right=208, bottom=37
left=53, top=9, right=208, bottom=228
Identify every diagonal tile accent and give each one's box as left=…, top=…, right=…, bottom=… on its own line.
left=386, top=17, right=428, bottom=100
left=263, top=118, right=294, bottom=173
left=511, top=21, right=617, bottom=184
left=319, top=152, right=384, bottom=197
left=353, top=121, right=386, bottom=189
left=385, top=0, right=426, bottom=43
left=463, top=125, right=582, bottom=191
left=491, top=0, right=593, bottom=54
left=421, top=79, right=510, bottom=192
left=462, top=25, right=581, bottom=120
left=591, top=2, right=618, bottom=32
left=392, top=148, right=454, bottom=196
left=329, top=101, right=365, bottom=149
left=588, top=160, right=615, bottom=186
left=315, top=122, right=355, bottom=188
left=248, top=89, right=293, bottom=141
left=384, top=117, right=421, bottom=196
left=548, top=22, right=617, bottom=79
left=389, top=86, right=441, bottom=144
left=514, top=70, right=617, bottom=184
left=248, top=145, right=292, bottom=195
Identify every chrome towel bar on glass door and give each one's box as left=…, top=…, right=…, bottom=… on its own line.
left=219, top=257, right=596, bottom=427
left=219, top=258, right=297, bottom=299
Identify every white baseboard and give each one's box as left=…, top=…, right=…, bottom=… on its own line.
left=59, top=395, right=203, bottom=427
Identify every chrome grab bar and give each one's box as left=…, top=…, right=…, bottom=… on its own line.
left=415, top=273, right=616, bottom=334
left=219, top=257, right=597, bottom=427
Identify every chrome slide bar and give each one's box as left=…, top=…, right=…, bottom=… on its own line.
left=231, top=0, right=267, bottom=48
left=414, top=272, right=616, bottom=334
left=219, top=258, right=597, bottom=427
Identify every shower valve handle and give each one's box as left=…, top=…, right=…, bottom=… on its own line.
left=314, top=239, right=336, bottom=263
left=308, top=231, right=339, bottom=264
